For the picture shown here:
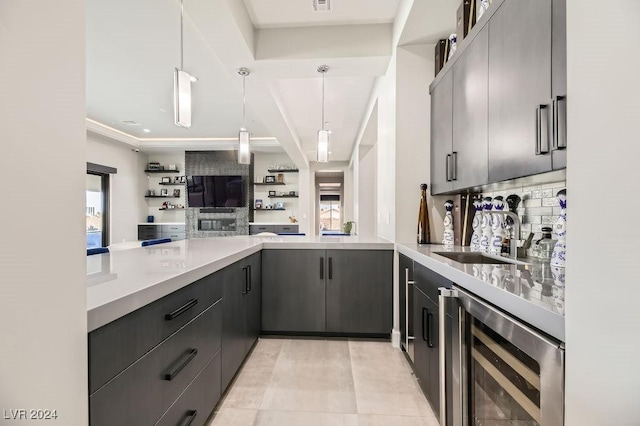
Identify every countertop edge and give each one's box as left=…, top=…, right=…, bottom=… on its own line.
left=396, top=243, right=565, bottom=342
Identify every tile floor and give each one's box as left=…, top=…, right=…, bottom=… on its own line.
left=207, top=338, right=439, bottom=426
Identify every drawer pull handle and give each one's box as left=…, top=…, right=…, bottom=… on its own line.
left=164, top=348, right=198, bottom=381
left=180, top=410, right=197, bottom=426
left=165, top=299, right=198, bottom=321
left=328, top=257, right=333, bottom=280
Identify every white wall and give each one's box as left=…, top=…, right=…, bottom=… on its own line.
left=0, top=1, right=88, bottom=424
left=376, top=56, right=397, bottom=241
left=565, top=1, right=640, bottom=424
left=357, top=144, right=377, bottom=237
left=87, top=133, right=148, bottom=243
left=395, top=44, right=438, bottom=244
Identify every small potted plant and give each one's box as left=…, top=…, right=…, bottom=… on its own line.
left=343, top=220, right=354, bottom=234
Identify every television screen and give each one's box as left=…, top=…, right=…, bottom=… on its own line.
left=187, top=176, right=245, bottom=207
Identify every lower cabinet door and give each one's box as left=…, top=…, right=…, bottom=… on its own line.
left=89, top=302, right=222, bottom=426
left=262, top=250, right=326, bottom=333
left=244, top=252, right=262, bottom=353
left=413, top=287, right=432, bottom=402
left=221, top=262, right=247, bottom=391
left=325, top=250, right=393, bottom=334
left=155, top=350, right=222, bottom=426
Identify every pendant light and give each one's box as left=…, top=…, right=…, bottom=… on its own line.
left=238, top=67, right=251, bottom=165
left=174, top=0, right=196, bottom=128
left=317, top=65, right=329, bottom=163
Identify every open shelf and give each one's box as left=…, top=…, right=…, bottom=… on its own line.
left=145, top=196, right=181, bottom=198
left=159, top=208, right=185, bottom=210
left=268, top=195, right=298, bottom=198
left=267, top=169, right=299, bottom=173
left=254, top=208, right=286, bottom=211
left=159, top=182, right=185, bottom=186
left=145, top=169, right=180, bottom=173
left=254, top=182, right=286, bottom=186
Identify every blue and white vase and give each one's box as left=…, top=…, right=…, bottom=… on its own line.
left=480, top=197, right=493, bottom=252
left=443, top=200, right=455, bottom=246
left=490, top=196, right=507, bottom=255
left=470, top=198, right=483, bottom=251
left=551, top=189, right=566, bottom=267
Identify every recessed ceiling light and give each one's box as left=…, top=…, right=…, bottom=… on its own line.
left=319, top=182, right=341, bottom=187
left=313, top=0, right=331, bottom=12
left=142, top=128, right=151, bottom=133
left=122, top=120, right=141, bottom=126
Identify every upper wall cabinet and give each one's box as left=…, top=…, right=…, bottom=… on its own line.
left=452, top=24, right=489, bottom=190
left=430, top=0, right=566, bottom=194
left=488, top=0, right=552, bottom=182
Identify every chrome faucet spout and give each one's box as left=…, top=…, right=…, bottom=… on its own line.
left=488, top=211, right=521, bottom=260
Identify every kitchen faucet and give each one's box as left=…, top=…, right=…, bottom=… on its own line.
left=488, top=211, right=521, bottom=260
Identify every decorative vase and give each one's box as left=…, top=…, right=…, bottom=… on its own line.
left=480, top=197, right=493, bottom=252
left=470, top=198, right=483, bottom=251
left=490, top=196, right=507, bottom=255
left=550, top=189, right=566, bottom=267
left=343, top=221, right=353, bottom=234
left=417, top=184, right=431, bottom=244
left=443, top=200, right=455, bottom=246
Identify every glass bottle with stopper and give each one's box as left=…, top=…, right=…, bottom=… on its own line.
left=443, top=200, right=454, bottom=247
left=551, top=189, right=566, bottom=267
left=417, top=184, right=431, bottom=244
left=470, top=197, right=483, bottom=251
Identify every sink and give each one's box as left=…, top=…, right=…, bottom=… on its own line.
left=433, top=251, right=516, bottom=265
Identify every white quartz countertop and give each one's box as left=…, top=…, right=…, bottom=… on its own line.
left=396, top=243, right=565, bottom=342
left=87, top=236, right=392, bottom=332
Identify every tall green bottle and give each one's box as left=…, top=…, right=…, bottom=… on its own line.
left=417, top=184, right=431, bottom=244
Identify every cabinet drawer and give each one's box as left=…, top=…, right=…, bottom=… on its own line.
left=413, top=263, right=452, bottom=305
left=161, top=224, right=185, bottom=233
left=89, top=301, right=222, bottom=426
left=156, top=350, right=221, bottom=426
left=89, top=273, right=221, bottom=394
left=274, top=224, right=298, bottom=234
left=249, top=225, right=276, bottom=234
left=139, top=225, right=158, bottom=233
left=160, top=232, right=186, bottom=241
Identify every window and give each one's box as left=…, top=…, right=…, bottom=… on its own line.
left=319, top=194, right=341, bottom=231
left=86, top=163, right=116, bottom=249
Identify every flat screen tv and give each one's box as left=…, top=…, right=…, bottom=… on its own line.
left=187, top=175, right=245, bottom=207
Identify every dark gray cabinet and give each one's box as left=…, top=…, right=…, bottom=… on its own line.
left=221, top=252, right=262, bottom=390
left=262, top=249, right=393, bottom=335
left=430, top=69, right=454, bottom=195
left=412, top=262, right=453, bottom=425
left=488, top=0, right=553, bottom=182
left=89, top=301, right=222, bottom=426
left=262, top=249, right=326, bottom=333
left=452, top=24, right=489, bottom=190
left=325, top=250, right=393, bottom=334
left=551, top=0, right=567, bottom=170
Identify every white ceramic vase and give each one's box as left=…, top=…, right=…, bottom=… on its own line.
left=490, top=196, right=507, bottom=255
left=443, top=200, right=454, bottom=246
left=470, top=199, right=483, bottom=251
left=480, top=197, right=493, bottom=252
left=550, top=190, right=566, bottom=267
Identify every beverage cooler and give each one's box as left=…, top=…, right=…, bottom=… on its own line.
left=439, top=287, right=564, bottom=426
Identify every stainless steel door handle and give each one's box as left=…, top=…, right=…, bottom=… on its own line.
left=451, top=151, right=458, bottom=181
left=446, top=154, right=452, bottom=182
left=439, top=287, right=458, bottom=426
left=553, top=95, right=567, bottom=149
left=537, top=105, right=550, bottom=155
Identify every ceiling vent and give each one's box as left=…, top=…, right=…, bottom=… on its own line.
left=312, top=0, right=331, bottom=12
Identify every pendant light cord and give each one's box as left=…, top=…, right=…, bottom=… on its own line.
left=180, top=0, right=184, bottom=70
left=242, top=73, right=246, bottom=129
left=321, top=71, right=325, bottom=131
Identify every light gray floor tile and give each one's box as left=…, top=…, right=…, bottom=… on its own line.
left=254, top=410, right=358, bottom=426
left=357, top=414, right=440, bottom=426
left=260, top=387, right=358, bottom=414
left=355, top=390, right=434, bottom=417
left=207, top=407, right=258, bottom=426
left=219, top=384, right=268, bottom=409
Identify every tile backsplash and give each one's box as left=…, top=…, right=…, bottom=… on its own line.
left=482, top=180, right=566, bottom=242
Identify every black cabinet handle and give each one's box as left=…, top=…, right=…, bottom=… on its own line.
left=422, top=307, right=428, bottom=342
left=243, top=266, right=249, bottom=295
left=451, top=151, right=458, bottom=181
left=163, top=348, right=198, bottom=381
left=427, top=311, right=434, bottom=348
left=179, top=410, right=197, bottom=426
left=446, top=154, right=452, bottom=181
left=320, top=257, right=324, bottom=280
left=328, top=257, right=333, bottom=280
left=553, top=95, right=567, bottom=149
left=165, top=299, right=198, bottom=321
left=248, top=264, right=252, bottom=292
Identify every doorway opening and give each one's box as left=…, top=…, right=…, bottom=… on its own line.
left=315, top=170, right=344, bottom=235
